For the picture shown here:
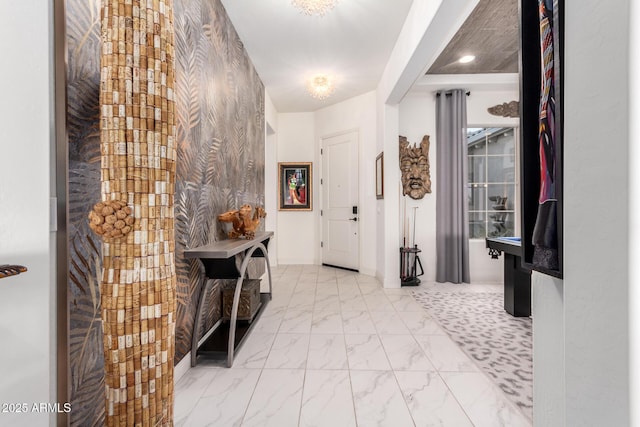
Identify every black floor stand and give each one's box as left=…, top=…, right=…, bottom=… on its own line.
left=400, top=245, right=424, bottom=286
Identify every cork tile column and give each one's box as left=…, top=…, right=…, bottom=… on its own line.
left=96, top=0, right=177, bottom=424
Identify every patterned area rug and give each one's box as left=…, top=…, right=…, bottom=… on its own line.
left=412, top=290, right=533, bottom=420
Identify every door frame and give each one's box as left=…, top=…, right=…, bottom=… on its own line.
left=54, top=0, right=70, bottom=424
left=319, top=128, right=361, bottom=271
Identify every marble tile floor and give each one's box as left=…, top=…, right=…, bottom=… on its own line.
left=175, top=265, right=531, bottom=427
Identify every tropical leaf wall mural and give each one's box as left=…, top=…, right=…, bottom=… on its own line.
left=172, top=0, right=266, bottom=357
left=66, top=0, right=265, bottom=424
left=66, top=0, right=104, bottom=425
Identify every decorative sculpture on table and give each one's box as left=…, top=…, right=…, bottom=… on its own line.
left=218, top=205, right=267, bottom=239
left=399, top=135, right=431, bottom=199
left=94, top=0, right=177, bottom=424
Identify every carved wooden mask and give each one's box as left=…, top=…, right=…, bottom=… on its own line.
left=399, top=135, right=431, bottom=199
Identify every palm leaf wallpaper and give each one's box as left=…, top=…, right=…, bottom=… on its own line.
left=66, top=0, right=265, bottom=424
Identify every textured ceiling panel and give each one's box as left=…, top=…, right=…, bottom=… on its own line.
left=427, top=0, right=519, bottom=75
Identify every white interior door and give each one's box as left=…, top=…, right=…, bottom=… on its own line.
left=321, top=130, right=359, bottom=270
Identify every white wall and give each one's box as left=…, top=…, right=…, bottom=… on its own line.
left=0, top=0, right=55, bottom=425
left=375, top=0, right=479, bottom=287
left=315, top=91, right=378, bottom=276
left=531, top=273, right=564, bottom=426
left=562, top=0, right=630, bottom=424
left=377, top=0, right=442, bottom=103
left=376, top=102, right=401, bottom=286
left=275, top=92, right=380, bottom=275
left=630, top=0, right=640, bottom=423
left=265, top=91, right=278, bottom=266
left=398, top=94, right=438, bottom=282
left=276, top=113, right=318, bottom=264
left=534, top=1, right=636, bottom=426
left=380, top=0, right=479, bottom=104
left=399, top=88, right=519, bottom=283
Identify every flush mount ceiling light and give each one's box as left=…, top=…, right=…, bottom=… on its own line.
left=292, top=0, right=339, bottom=16
left=458, top=55, right=476, bottom=64
left=307, top=74, right=335, bottom=99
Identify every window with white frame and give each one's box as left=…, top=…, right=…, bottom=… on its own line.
left=467, top=127, right=519, bottom=239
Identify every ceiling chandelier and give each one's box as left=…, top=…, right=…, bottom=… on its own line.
left=291, top=0, right=339, bottom=16
left=307, top=74, right=335, bottom=100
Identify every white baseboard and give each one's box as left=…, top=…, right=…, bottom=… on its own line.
left=359, top=267, right=376, bottom=277
left=278, top=258, right=315, bottom=265
left=174, top=352, right=191, bottom=384
left=383, top=277, right=401, bottom=288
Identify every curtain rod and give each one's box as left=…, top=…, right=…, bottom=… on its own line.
left=436, top=91, right=470, bottom=97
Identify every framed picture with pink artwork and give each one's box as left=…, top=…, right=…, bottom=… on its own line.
left=278, top=162, right=312, bottom=211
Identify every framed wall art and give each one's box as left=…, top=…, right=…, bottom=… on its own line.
left=519, top=0, right=564, bottom=278
left=278, top=162, right=312, bottom=211
left=376, top=152, right=384, bottom=199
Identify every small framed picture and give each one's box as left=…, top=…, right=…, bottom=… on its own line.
left=376, top=152, right=384, bottom=199
left=278, top=162, right=312, bottom=211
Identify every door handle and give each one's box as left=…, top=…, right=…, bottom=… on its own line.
left=349, top=217, right=358, bottom=222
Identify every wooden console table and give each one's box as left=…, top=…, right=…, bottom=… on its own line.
left=184, top=231, right=273, bottom=367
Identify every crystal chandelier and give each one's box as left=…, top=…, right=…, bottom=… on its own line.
left=292, top=0, right=339, bottom=16
left=307, top=74, right=335, bottom=100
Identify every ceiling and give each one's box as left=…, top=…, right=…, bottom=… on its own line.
left=220, top=0, right=414, bottom=112
left=220, top=0, right=518, bottom=113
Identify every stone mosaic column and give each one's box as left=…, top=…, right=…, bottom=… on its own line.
left=97, top=0, right=177, bottom=424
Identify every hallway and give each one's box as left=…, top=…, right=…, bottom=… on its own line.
left=174, top=265, right=530, bottom=426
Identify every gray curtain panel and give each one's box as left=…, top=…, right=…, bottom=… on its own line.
left=436, top=89, right=470, bottom=283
